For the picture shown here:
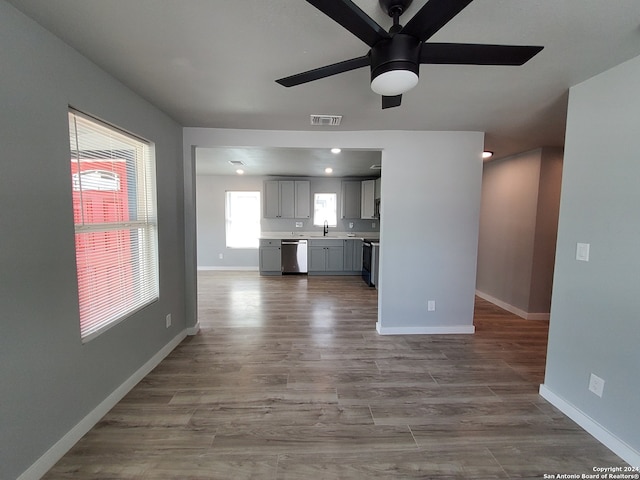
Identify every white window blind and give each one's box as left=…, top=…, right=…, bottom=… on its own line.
left=69, top=109, right=159, bottom=341
left=225, top=191, right=261, bottom=249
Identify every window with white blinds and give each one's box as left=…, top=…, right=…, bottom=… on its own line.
left=68, top=109, right=159, bottom=341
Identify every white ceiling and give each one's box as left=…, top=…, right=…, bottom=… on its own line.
left=8, top=0, right=640, bottom=168
left=196, top=147, right=381, bottom=177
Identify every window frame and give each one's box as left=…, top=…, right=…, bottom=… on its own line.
left=68, top=108, right=159, bottom=342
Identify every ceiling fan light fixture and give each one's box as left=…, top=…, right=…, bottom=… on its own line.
left=371, top=68, right=418, bottom=96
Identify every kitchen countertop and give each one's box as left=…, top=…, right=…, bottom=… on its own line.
left=260, top=232, right=379, bottom=241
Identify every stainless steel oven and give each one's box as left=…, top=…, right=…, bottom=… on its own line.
left=362, top=239, right=379, bottom=287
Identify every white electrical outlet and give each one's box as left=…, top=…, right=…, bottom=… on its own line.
left=349, top=222, right=354, bottom=229
left=218, top=253, right=223, bottom=259
left=588, top=373, right=605, bottom=397
left=576, top=242, right=590, bottom=262
left=427, top=300, right=436, bottom=311
left=372, top=222, right=376, bottom=228
left=296, top=222, right=303, bottom=228
left=165, top=313, right=172, bottom=328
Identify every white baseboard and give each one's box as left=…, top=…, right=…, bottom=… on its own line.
left=376, top=322, right=475, bottom=335
left=186, top=321, right=200, bottom=336
left=475, top=290, right=550, bottom=321
left=539, top=384, right=640, bottom=468
left=18, top=330, right=187, bottom=480
left=197, top=266, right=258, bottom=271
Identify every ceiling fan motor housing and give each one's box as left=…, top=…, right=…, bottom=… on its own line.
left=379, top=0, right=414, bottom=17
left=370, top=33, right=421, bottom=84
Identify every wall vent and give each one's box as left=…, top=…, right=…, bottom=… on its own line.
left=228, top=160, right=245, bottom=166
left=310, top=114, right=342, bottom=126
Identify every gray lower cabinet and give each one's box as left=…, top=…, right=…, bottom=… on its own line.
left=343, top=239, right=363, bottom=273
left=308, top=239, right=344, bottom=273
left=260, top=238, right=363, bottom=276
left=259, top=239, right=282, bottom=275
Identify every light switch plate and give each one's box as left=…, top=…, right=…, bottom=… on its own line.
left=588, top=373, right=604, bottom=397
left=576, top=242, right=590, bottom=262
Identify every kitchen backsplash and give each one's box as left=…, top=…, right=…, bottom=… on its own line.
left=261, top=217, right=380, bottom=235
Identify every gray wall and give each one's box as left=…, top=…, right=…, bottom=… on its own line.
left=543, top=54, right=640, bottom=457
left=197, top=175, right=263, bottom=268
left=476, top=147, right=562, bottom=315
left=530, top=149, right=563, bottom=313
left=0, top=2, right=186, bottom=478
left=184, top=128, right=484, bottom=334
left=196, top=174, right=380, bottom=268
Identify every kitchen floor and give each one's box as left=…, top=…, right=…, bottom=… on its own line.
left=43, top=272, right=627, bottom=479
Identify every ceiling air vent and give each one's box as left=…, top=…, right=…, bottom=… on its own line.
left=228, top=160, right=245, bottom=166
left=310, top=114, right=342, bottom=126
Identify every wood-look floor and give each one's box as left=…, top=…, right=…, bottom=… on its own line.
left=43, top=272, right=628, bottom=479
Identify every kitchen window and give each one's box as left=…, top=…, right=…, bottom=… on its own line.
left=313, top=193, right=337, bottom=227
left=225, top=191, right=260, bottom=248
left=69, top=109, right=158, bottom=341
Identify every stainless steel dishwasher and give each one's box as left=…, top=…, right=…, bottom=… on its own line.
left=281, top=239, right=308, bottom=274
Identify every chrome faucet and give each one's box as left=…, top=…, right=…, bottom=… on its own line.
left=323, top=220, right=329, bottom=237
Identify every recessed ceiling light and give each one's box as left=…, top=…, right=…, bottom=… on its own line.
left=331, top=148, right=341, bottom=154
left=482, top=151, right=494, bottom=159
left=325, top=167, right=333, bottom=174
left=236, top=169, right=244, bottom=175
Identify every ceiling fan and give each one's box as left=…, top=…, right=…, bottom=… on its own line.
left=276, top=0, right=543, bottom=109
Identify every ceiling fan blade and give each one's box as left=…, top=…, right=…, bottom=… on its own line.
left=420, top=43, right=544, bottom=65
left=306, top=0, right=390, bottom=47
left=382, top=95, right=402, bottom=109
left=401, top=0, right=473, bottom=42
left=276, top=55, right=370, bottom=87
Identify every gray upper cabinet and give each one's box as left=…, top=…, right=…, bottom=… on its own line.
left=264, top=180, right=310, bottom=219
left=279, top=180, right=295, bottom=218
left=341, top=181, right=361, bottom=219
left=294, top=180, right=310, bottom=219
left=264, top=180, right=280, bottom=218
left=361, top=179, right=376, bottom=219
